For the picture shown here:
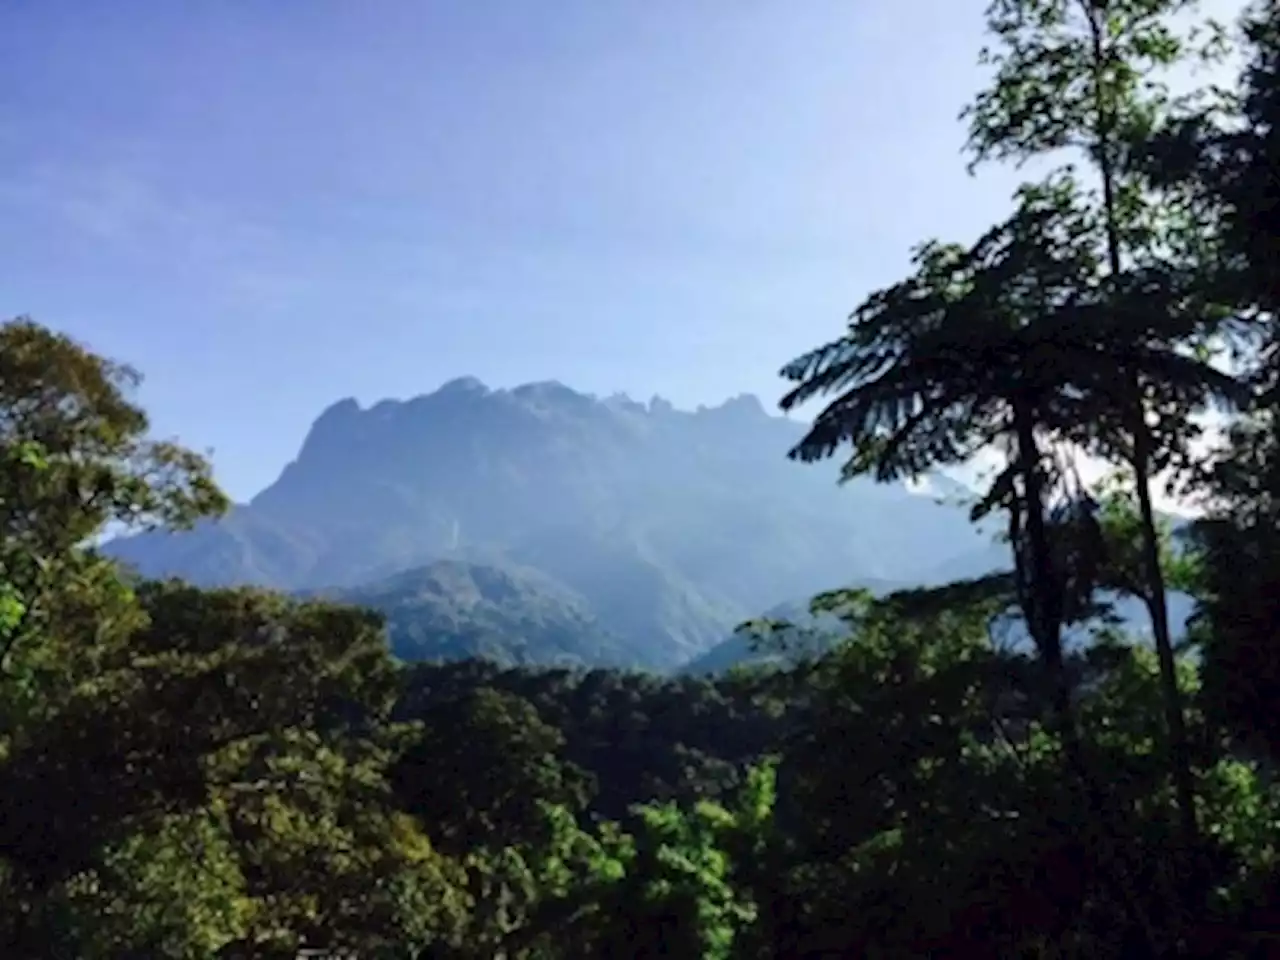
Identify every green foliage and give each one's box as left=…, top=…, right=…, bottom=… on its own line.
left=47, top=809, right=250, bottom=958
left=786, top=0, right=1255, bottom=908
left=780, top=174, right=1109, bottom=484
left=0, top=318, right=227, bottom=536
left=391, top=685, right=593, bottom=855
left=1185, top=411, right=1280, bottom=758
left=0, top=319, right=474, bottom=956
left=1092, top=479, right=1201, bottom=597
left=394, top=660, right=787, bottom=823
left=963, top=0, right=1219, bottom=168
left=608, top=798, right=756, bottom=960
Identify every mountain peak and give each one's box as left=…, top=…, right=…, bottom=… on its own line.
left=294, top=396, right=363, bottom=461
left=315, top=396, right=362, bottom=424
left=436, top=376, right=489, bottom=397
left=715, top=393, right=767, bottom=418
left=511, top=380, right=589, bottom=404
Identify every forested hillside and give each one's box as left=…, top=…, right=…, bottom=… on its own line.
left=3, top=0, right=1280, bottom=956
left=311, top=560, right=637, bottom=669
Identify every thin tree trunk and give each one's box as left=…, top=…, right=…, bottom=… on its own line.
left=1012, top=400, right=1072, bottom=743
left=1082, top=0, right=1200, bottom=861
left=1132, top=428, right=1202, bottom=849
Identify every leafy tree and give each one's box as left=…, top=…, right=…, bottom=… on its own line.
left=0, top=319, right=230, bottom=949
left=535, top=786, right=764, bottom=960
left=1138, top=1, right=1280, bottom=384
left=391, top=686, right=594, bottom=857
left=769, top=586, right=1120, bottom=954
left=41, top=808, right=251, bottom=959
left=0, top=317, right=226, bottom=675
left=777, top=175, right=1145, bottom=825
left=478, top=803, right=630, bottom=960
left=396, top=660, right=785, bottom=823
left=1141, top=7, right=1280, bottom=789
left=962, top=0, right=1247, bottom=861
left=0, top=319, right=475, bottom=956
left=1, top=581, right=474, bottom=956
left=1185, top=413, right=1280, bottom=761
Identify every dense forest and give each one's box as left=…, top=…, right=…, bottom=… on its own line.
left=4, top=0, right=1280, bottom=955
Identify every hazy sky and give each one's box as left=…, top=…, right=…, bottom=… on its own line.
left=0, top=1, right=1244, bottom=501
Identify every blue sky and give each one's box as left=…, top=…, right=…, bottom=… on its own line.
left=0, top=0, right=1242, bottom=502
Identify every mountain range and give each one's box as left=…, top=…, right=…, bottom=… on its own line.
left=105, top=377, right=1014, bottom=670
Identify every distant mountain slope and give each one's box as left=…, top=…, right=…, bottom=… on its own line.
left=503, top=525, right=740, bottom=668
left=308, top=560, right=635, bottom=669
left=684, top=585, right=1200, bottom=677
left=105, top=377, right=1000, bottom=668
left=680, top=581, right=906, bottom=676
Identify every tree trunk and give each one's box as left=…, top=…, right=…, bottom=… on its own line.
left=1013, top=398, right=1161, bottom=955
left=1132, top=427, right=1202, bottom=851
left=1012, top=400, right=1072, bottom=740
left=1084, top=0, right=1200, bottom=863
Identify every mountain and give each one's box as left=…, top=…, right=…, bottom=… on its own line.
left=306, top=560, right=635, bottom=669
left=680, top=599, right=853, bottom=677
left=105, top=377, right=1001, bottom=669
left=678, top=579, right=909, bottom=676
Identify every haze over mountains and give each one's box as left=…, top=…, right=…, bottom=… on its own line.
left=106, top=377, right=1009, bottom=670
